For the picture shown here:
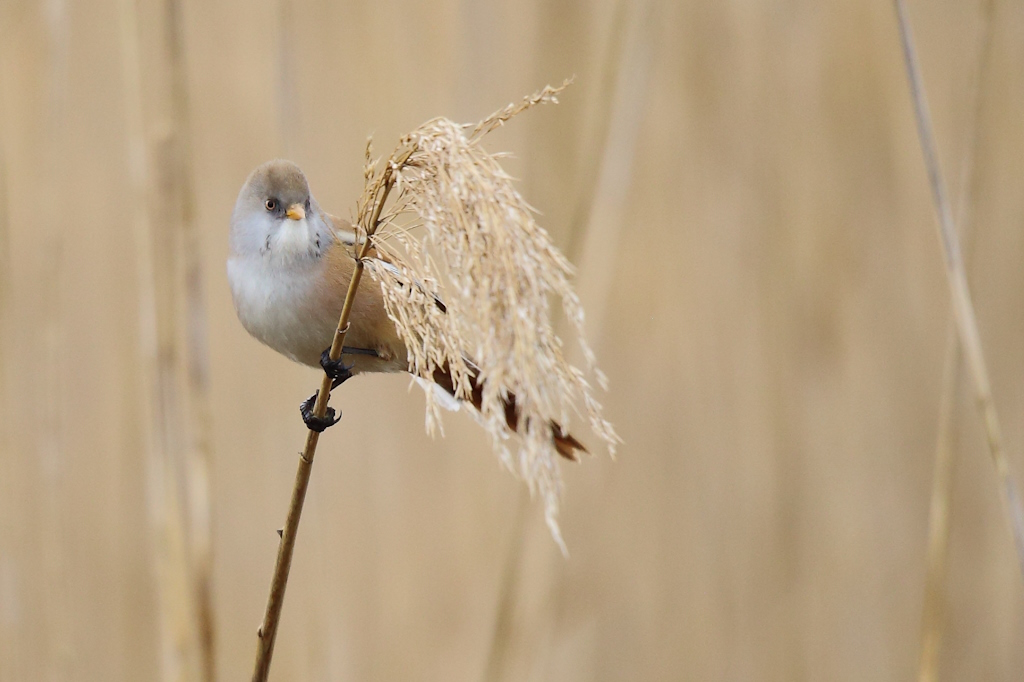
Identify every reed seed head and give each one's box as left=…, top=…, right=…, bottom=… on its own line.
left=359, top=83, right=620, bottom=548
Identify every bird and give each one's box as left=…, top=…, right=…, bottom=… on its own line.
left=227, top=159, right=585, bottom=460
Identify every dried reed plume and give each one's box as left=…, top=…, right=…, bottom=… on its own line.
left=362, top=82, right=620, bottom=546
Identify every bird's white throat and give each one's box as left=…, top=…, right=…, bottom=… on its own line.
left=269, top=217, right=320, bottom=260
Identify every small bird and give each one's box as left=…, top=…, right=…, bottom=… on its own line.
left=228, top=159, right=584, bottom=459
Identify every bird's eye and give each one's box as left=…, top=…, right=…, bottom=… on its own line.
left=265, top=199, right=277, bottom=211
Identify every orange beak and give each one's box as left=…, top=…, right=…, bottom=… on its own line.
left=286, top=204, right=306, bottom=221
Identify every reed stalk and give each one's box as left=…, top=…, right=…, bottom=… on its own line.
left=0, top=124, right=9, bottom=682
left=892, top=0, right=1024, bottom=579
left=118, top=0, right=205, bottom=679
left=250, top=147, right=413, bottom=682
left=0, top=110, right=8, bottom=411
left=916, top=3, right=995, bottom=680
left=39, top=4, right=73, bottom=679
left=162, top=1, right=218, bottom=677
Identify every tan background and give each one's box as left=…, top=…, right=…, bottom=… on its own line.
left=2, top=0, right=1023, bottom=680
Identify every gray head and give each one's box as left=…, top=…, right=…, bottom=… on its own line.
left=230, top=159, right=334, bottom=261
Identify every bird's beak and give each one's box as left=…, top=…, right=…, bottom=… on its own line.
left=286, top=204, right=306, bottom=221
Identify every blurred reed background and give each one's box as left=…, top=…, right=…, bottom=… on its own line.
left=2, top=0, right=1024, bottom=680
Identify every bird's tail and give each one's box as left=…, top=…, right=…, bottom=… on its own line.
left=430, top=367, right=587, bottom=461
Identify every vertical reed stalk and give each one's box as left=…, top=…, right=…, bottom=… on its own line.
left=480, top=490, right=531, bottom=682
left=568, top=0, right=654, bottom=340
left=162, top=1, right=218, bottom=678
left=0, top=97, right=8, bottom=422
left=0, top=103, right=9, bottom=682
left=39, top=3, right=73, bottom=678
left=563, top=0, right=631, bottom=262
left=276, top=0, right=298, bottom=157
left=916, top=3, right=994, bottom=680
left=118, top=0, right=204, bottom=679
left=893, top=0, right=1024, bottom=578
left=919, top=322, right=961, bottom=682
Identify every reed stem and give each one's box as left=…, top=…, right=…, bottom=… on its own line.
left=250, top=150, right=412, bottom=682
left=893, top=0, right=1024, bottom=577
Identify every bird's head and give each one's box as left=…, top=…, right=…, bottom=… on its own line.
left=230, top=159, right=332, bottom=261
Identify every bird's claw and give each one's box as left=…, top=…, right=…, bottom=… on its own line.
left=320, top=348, right=353, bottom=388
left=300, top=393, right=341, bottom=432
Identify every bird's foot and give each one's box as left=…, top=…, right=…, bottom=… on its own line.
left=321, top=348, right=354, bottom=389
left=300, top=393, right=341, bottom=432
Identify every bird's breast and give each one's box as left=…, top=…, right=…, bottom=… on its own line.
left=227, top=255, right=340, bottom=366
left=228, top=247, right=409, bottom=374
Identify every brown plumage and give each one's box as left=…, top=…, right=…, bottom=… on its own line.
left=429, top=366, right=586, bottom=461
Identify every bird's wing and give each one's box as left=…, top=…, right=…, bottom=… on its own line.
left=325, top=212, right=362, bottom=247
left=367, top=256, right=448, bottom=314
left=332, top=212, right=447, bottom=314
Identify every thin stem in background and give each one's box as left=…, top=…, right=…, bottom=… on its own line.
left=118, top=0, right=205, bottom=679
left=0, top=66, right=12, bottom=682
left=919, top=322, right=961, bottom=682
left=163, top=0, right=218, bottom=678
left=39, top=3, right=73, bottom=679
left=569, top=0, right=655, bottom=343
left=0, top=88, right=8, bottom=414
left=250, top=149, right=413, bottom=682
left=479, top=489, right=532, bottom=682
left=892, top=0, right=1024, bottom=579
left=276, top=0, right=298, bottom=158
left=541, top=6, right=656, bottom=671
left=916, top=2, right=996, bottom=680
left=562, top=0, right=631, bottom=264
